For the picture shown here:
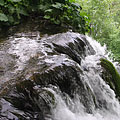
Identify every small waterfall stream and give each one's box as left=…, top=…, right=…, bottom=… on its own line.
left=50, top=36, right=120, bottom=120
left=0, top=32, right=120, bottom=120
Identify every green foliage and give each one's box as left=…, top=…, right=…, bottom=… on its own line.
left=41, top=1, right=87, bottom=33
left=79, top=0, right=120, bottom=62
left=0, top=0, right=90, bottom=34
left=100, top=58, right=120, bottom=98
left=0, top=13, right=8, bottom=22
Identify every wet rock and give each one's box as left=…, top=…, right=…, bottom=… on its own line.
left=1, top=80, right=56, bottom=120
left=30, top=62, right=96, bottom=113
left=0, top=32, right=104, bottom=119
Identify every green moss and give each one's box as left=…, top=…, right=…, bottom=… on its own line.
left=100, top=58, right=120, bottom=99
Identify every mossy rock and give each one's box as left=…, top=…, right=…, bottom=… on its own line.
left=100, top=58, right=120, bottom=99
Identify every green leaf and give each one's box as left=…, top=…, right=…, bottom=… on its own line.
left=7, top=15, right=14, bottom=23
left=50, top=18, right=55, bottom=21
left=54, top=19, right=60, bottom=24
left=69, top=0, right=76, bottom=2
left=64, top=16, right=70, bottom=21
left=38, top=4, right=49, bottom=11
left=8, top=5, right=16, bottom=14
left=51, top=2, right=62, bottom=9
left=0, top=13, right=8, bottom=22
left=44, top=15, right=50, bottom=19
left=45, top=9, right=52, bottom=13
left=9, top=0, right=22, bottom=2
left=16, top=7, right=29, bottom=16
left=71, top=3, right=82, bottom=9
left=0, top=0, right=5, bottom=6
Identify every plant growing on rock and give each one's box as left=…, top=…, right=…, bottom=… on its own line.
left=100, top=58, right=120, bottom=99
left=0, top=0, right=90, bottom=34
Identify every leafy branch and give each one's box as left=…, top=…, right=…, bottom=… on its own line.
left=0, top=0, right=90, bottom=34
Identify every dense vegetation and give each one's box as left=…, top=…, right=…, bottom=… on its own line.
left=0, top=0, right=90, bottom=34
left=79, top=0, right=120, bottom=62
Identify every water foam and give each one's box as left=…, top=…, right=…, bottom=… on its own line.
left=50, top=35, right=120, bottom=120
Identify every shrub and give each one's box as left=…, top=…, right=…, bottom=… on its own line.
left=0, top=0, right=90, bottom=34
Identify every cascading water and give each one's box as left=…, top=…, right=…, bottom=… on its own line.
left=50, top=36, right=120, bottom=120
left=0, top=31, right=120, bottom=120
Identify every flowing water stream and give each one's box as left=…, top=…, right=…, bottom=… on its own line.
left=0, top=31, right=120, bottom=120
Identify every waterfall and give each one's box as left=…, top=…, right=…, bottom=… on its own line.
left=50, top=36, right=120, bottom=120
left=0, top=32, right=120, bottom=120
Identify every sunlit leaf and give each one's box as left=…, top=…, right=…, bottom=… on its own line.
left=44, top=15, right=50, bottom=19
left=45, top=9, right=52, bottom=13
left=69, top=0, right=76, bottom=2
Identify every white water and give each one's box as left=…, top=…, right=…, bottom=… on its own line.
left=43, top=84, right=120, bottom=120
left=49, top=35, right=120, bottom=120
left=8, top=33, right=41, bottom=71
left=52, top=97, right=120, bottom=120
